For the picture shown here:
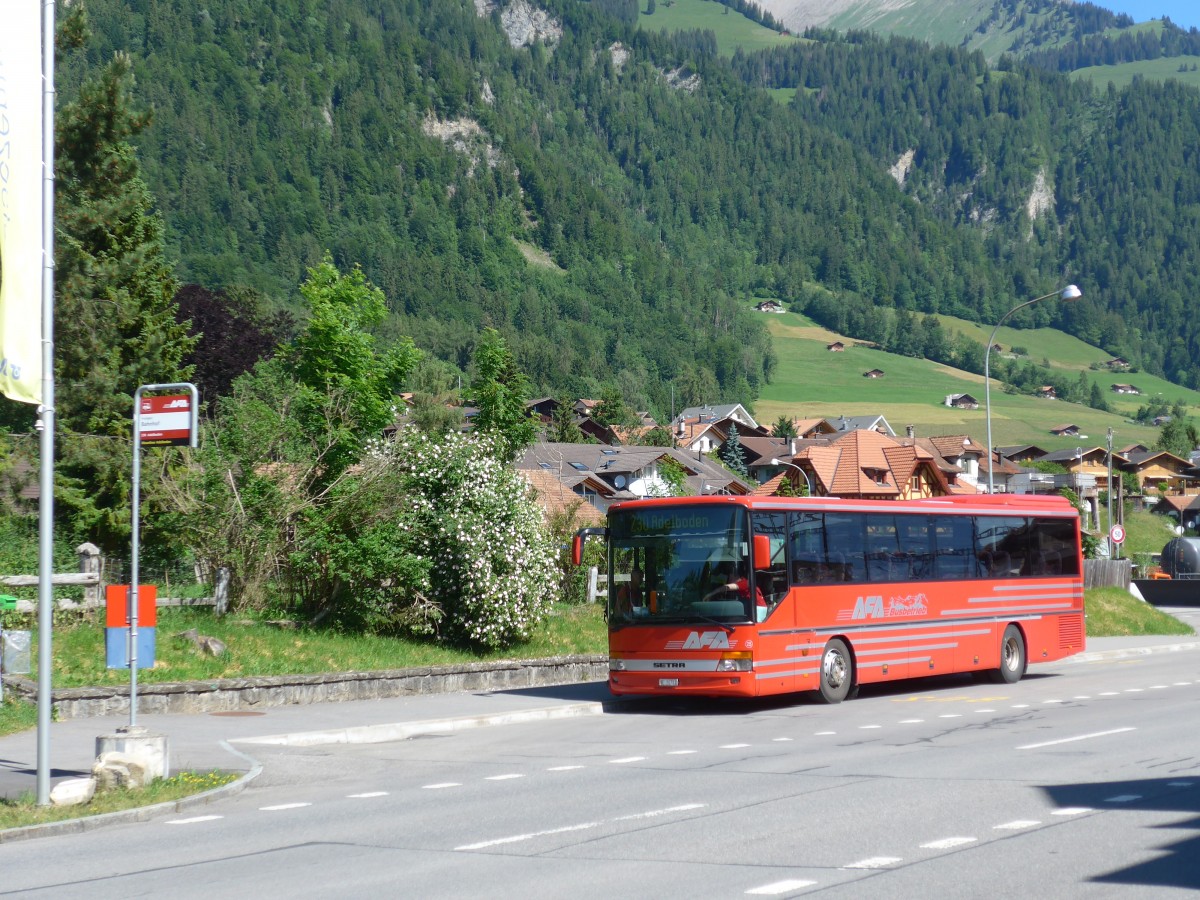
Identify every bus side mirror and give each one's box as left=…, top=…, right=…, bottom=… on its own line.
left=753, top=534, right=771, bottom=570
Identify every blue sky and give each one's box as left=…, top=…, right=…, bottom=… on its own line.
left=1096, top=2, right=1200, bottom=31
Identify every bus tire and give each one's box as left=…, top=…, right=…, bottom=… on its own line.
left=818, top=638, right=854, bottom=703
left=991, top=625, right=1026, bottom=684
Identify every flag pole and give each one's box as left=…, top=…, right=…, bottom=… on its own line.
left=36, top=0, right=58, bottom=807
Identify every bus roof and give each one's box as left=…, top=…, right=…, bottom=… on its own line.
left=609, top=493, right=1079, bottom=517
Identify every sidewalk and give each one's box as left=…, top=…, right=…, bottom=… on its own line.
left=0, top=635, right=1197, bottom=840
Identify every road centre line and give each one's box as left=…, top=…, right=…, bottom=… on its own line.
left=347, top=791, right=388, bottom=798
left=745, top=880, right=817, bottom=895
left=1017, top=727, right=1136, bottom=750
left=920, top=836, right=976, bottom=850
left=259, top=803, right=311, bottom=811
left=1052, top=807, right=1094, bottom=816
left=994, top=820, right=1040, bottom=830
left=166, top=815, right=223, bottom=825
left=842, top=856, right=902, bottom=869
left=456, top=804, right=704, bottom=851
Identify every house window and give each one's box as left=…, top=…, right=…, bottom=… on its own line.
left=570, top=462, right=588, bottom=471
left=912, top=475, right=921, bottom=492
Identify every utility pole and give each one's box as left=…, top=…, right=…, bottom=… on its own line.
left=1107, top=427, right=1117, bottom=560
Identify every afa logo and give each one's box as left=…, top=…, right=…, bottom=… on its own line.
left=682, top=631, right=731, bottom=650
left=849, top=592, right=928, bottom=620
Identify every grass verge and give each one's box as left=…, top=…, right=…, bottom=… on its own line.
left=1085, top=586, right=1194, bottom=637
left=0, top=770, right=238, bottom=830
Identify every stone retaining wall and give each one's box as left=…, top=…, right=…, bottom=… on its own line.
left=5, top=656, right=609, bottom=720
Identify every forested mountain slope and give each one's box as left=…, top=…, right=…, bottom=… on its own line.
left=737, top=29, right=1200, bottom=388
left=71, top=0, right=1018, bottom=415
left=71, top=0, right=1200, bottom=413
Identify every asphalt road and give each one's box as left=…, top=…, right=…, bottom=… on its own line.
left=4, top=648, right=1200, bottom=898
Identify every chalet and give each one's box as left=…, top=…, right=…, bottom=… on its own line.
left=1037, top=386, right=1058, bottom=400
left=1151, top=494, right=1200, bottom=533
left=1110, top=384, right=1141, bottom=395
left=1120, top=449, right=1195, bottom=494
left=828, top=414, right=896, bottom=437
left=1106, top=357, right=1131, bottom=370
left=1049, top=424, right=1081, bottom=437
left=944, top=393, right=979, bottom=410
left=772, top=429, right=953, bottom=500
left=670, top=403, right=765, bottom=455
left=996, top=444, right=1049, bottom=464
left=863, top=369, right=885, bottom=379
left=754, top=300, right=784, bottom=313
left=826, top=341, right=845, bottom=352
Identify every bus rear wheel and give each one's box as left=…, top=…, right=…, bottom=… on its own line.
left=818, top=638, right=854, bottom=703
left=991, top=625, right=1026, bottom=684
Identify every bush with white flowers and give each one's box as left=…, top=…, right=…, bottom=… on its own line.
left=384, top=429, right=558, bottom=649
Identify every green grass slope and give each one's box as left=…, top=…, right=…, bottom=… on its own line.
left=1072, top=55, right=1200, bottom=90
left=755, top=309, right=1200, bottom=452
left=638, top=0, right=798, bottom=55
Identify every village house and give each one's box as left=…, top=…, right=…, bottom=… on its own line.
left=863, top=369, right=885, bottom=379
left=826, top=341, right=845, bottom=352
left=754, top=300, right=784, bottom=313
left=944, top=393, right=979, bottom=410
left=1110, top=384, right=1141, bottom=395
left=1037, top=386, right=1059, bottom=400
left=1049, top=424, right=1081, bottom=437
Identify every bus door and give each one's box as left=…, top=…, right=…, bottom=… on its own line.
left=749, top=512, right=795, bottom=694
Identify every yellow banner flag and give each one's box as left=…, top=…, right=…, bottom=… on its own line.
left=0, top=0, right=44, bottom=405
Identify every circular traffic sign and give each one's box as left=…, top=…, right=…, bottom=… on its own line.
left=1110, top=524, right=1126, bottom=545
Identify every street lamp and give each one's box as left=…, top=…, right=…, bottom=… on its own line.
left=771, top=458, right=814, bottom=496
left=984, top=284, right=1082, bottom=493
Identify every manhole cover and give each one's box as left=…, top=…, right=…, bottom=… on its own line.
left=209, top=711, right=267, bottom=717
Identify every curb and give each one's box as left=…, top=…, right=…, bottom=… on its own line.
left=1068, top=640, right=1200, bottom=663
left=229, top=699, right=638, bottom=748
left=0, top=741, right=263, bottom=845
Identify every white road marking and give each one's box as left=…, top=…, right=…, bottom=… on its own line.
left=920, top=837, right=977, bottom=850
left=1011, top=704, right=1030, bottom=708
left=614, top=803, right=705, bottom=821
left=486, top=774, right=525, bottom=781
left=1099, top=691, right=1119, bottom=696
left=994, top=820, right=1040, bottom=830
left=610, top=756, right=646, bottom=764
left=667, top=750, right=698, bottom=755
left=347, top=792, right=388, bottom=798
left=423, top=782, right=462, bottom=789
left=1174, top=682, right=1191, bottom=687
left=548, top=765, right=584, bottom=771
left=456, top=822, right=599, bottom=850
left=842, top=856, right=902, bottom=869
left=1125, top=688, right=1144, bottom=693
left=1149, top=685, right=1168, bottom=690
left=1073, top=695, right=1091, bottom=700
left=974, top=709, right=996, bottom=713
left=938, top=714, right=962, bottom=719
left=720, top=743, right=752, bottom=749
left=815, top=731, right=836, bottom=736
left=1105, top=795, right=1141, bottom=803
left=746, top=879, right=817, bottom=895
left=1017, top=727, right=1135, bottom=750
left=457, top=804, right=705, bottom=851
left=1052, top=807, right=1094, bottom=816
left=859, top=725, right=882, bottom=729
left=1042, top=699, right=1064, bottom=704
left=899, top=719, right=923, bottom=724
left=166, top=815, right=223, bottom=825
left=260, top=803, right=311, bottom=811
left=772, top=737, right=793, bottom=742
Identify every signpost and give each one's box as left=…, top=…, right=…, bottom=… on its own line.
left=129, top=384, right=198, bottom=726
left=1110, top=524, right=1126, bottom=546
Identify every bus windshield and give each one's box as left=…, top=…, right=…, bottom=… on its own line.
left=608, top=504, right=757, bottom=625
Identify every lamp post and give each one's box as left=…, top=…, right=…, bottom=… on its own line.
left=984, top=284, right=1082, bottom=493
left=771, top=458, right=814, bottom=496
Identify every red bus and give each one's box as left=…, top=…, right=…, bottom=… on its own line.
left=575, top=493, right=1084, bottom=702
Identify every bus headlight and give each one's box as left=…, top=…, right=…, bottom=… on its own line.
left=609, top=657, right=626, bottom=671
left=715, top=652, right=753, bottom=672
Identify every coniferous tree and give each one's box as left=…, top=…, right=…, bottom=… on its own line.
left=718, top=423, right=749, bottom=478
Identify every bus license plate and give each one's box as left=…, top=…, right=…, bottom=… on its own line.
left=658, top=678, right=679, bottom=688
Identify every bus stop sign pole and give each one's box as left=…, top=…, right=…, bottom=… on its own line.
left=130, top=383, right=197, bottom=727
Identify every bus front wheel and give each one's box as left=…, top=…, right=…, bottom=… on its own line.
left=991, top=625, right=1026, bottom=684
left=818, top=638, right=855, bottom=703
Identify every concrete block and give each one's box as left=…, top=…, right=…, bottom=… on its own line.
left=95, top=725, right=170, bottom=779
